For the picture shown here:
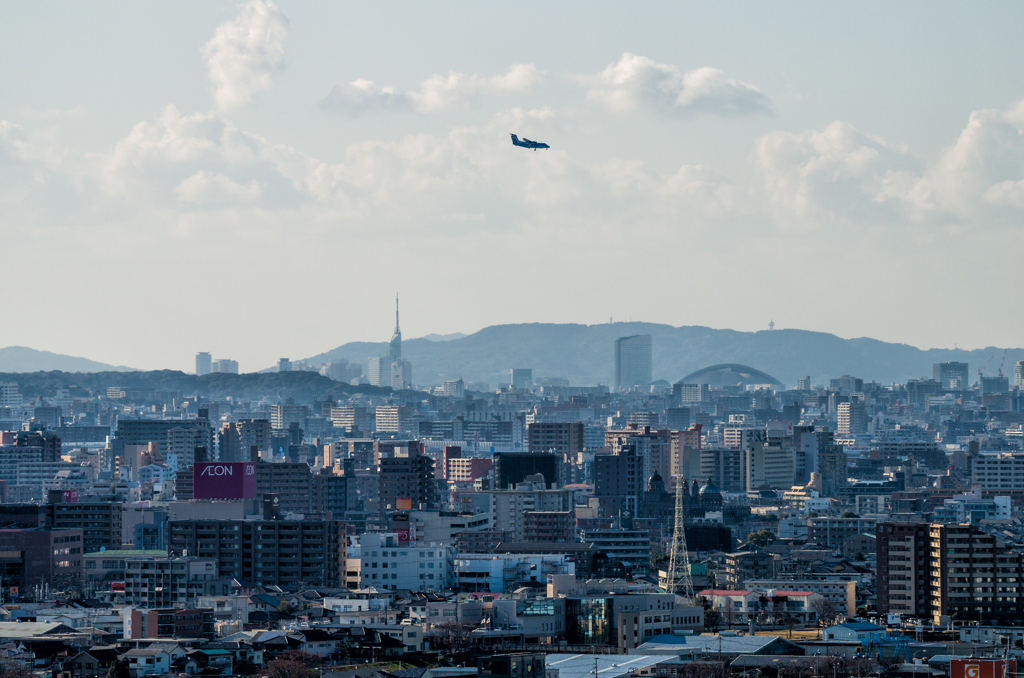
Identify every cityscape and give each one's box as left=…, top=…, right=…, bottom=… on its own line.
left=3, top=2, right=1024, bottom=678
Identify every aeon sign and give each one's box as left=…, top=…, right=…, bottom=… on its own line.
left=193, top=462, right=256, bottom=499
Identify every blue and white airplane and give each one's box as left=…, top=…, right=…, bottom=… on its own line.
left=510, top=133, right=550, bottom=150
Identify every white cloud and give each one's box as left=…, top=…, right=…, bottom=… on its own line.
left=319, top=79, right=413, bottom=117
left=586, top=53, right=770, bottom=115
left=203, top=0, right=288, bottom=111
left=984, top=179, right=1024, bottom=209
left=752, top=121, right=919, bottom=228
left=175, top=171, right=261, bottom=204
left=321, top=64, right=544, bottom=116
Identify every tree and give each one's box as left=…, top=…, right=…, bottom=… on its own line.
left=703, top=608, right=721, bottom=633
left=277, top=600, right=296, bottom=615
left=782, top=615, right=799, bottom=639
left=764, top=513, right=779, bottom=523
left=428, top=620, right=474, bottom=657
left=106, top=659, right=130, bottom=678
left=266, top=651, right=322, bottom=678
left=841, top=511, right=860, bottom=518
left=854, top=551, right=865, bottom=561
left=747, top=530, right=775, bottom=547
left=811, top=597, right=836, bottom=630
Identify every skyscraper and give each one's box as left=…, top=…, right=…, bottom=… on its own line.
left=614, top=335, right=652, bottom=390
left=1015, top=360, right=1024, bottom=389
left=933, top=362, right=969, bottom=390
left=195, top=352, right=211, bottom=376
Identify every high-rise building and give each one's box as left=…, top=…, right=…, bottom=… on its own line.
left=673, top=382, right=708, bottom=404
left=818, top=445, right=848, bottom=497
left=1016, top=361, right=1024, bottom=389
left=527, top=422, right=585, bottom=456
left=494, top=452, right=560, bottom=489
left=195, top=352, right=211, bottom=376
left=615, top=335, right=652, bottom=390
left=211, top=359, right=238, bottom=374
left=218, top=419, right=271, bottom=462
left=796, top=376, right=811, bottom=391
left=510, top=369, right=533, bottom=390
left=0, top=382, right=20, bottom=408
left=379, top=447, right=436, bottom=510
left=836, top=402, right=868, bottom=435
left=391, top=359, right=412, bottom=390
left=933, top=362, right=970, bottom=390
left=367, top=356, right=387, bottom=386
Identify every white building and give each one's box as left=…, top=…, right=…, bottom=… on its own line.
left=455, top=553, right=575, bottom=593
left=0, top=383, right=21, bottom=408
left=356, top=533, right=455, bottom=591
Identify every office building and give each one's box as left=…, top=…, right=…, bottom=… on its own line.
left=1016, top=360, right=1024, bottom=389
left=666, top=407, right=691, bottom=431
left=933, top=362, right=970, bottom=390
left=368, top=356, right=387, bottom=387
left=255, top=462, right=314, bottom=513
left=510, top=369, right=533, bottom=390
left=168, top=518, right=347, bottom=590
left=440, top=379, right=465, bottom=397
left=195, top=352, right=211, bottom=376
left=493, top=453, right=559, bottom=489
left=330, top=406, right=367, bottom=433
left=391, top=359, right=412, bottom=390
left=614, top=335, right=652, bottom=390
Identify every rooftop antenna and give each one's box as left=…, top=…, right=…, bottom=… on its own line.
left=769, top=320, right=775, bottom=331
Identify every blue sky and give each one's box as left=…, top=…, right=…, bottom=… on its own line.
left=2, top=2, right=1023, bottom=372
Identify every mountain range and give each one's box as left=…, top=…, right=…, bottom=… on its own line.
left=3, top=324, right=1022, bottom=389
left=306, top=322, right=1024, bottom=388
left=0, top=346, right=135, bottom=373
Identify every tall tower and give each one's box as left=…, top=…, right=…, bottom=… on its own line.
left=666, top=475, right=694, bottom=600
left=389, top=295, right=402, bottom=362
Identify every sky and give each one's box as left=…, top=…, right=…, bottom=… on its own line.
left=2, top=2, right=1024, bottom=372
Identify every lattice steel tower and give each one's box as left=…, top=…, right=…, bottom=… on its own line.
left=666, top=475, right=694, bottom=599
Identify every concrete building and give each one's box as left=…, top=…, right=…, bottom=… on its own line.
left=493, top=452, right=559, bottom=489
left=122, top=556, right=219, bottom=608
left=615, top=335, right=653, bottom=390
left=455, top=553, right=575, bottom=592
left=933, top=362, right=970, bottom=390
left=356, top=532, right=454, bottom=591
left=527, top=422, right=585, bottom=456
left=0, top=527, right=83, bottom=589
left=580, top=528, right=650, bottom=572
left=406, top=510, right=493, bottom=544
left=211, top=359, right=238, bottom=373
left=217, top=419, right=271, bottom=463
left=746, top=579, right=857, bottom=618
left=195, top=352, right=211, bottom=376
left=125, top=607, right=216, bottom=641
left=379, top=447, right=436, bottom=510
left=510, top=369, right=533, bottom=390
left=485, top=479, right=577, bottom=542
left=836, top=402, right=868, bottom=435
left=168, top=518, right=346, bottom=590
left=330, top=406, right=368, bottom=433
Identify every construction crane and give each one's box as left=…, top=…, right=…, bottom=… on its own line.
left=998, top=348, right=1008, bottom=377
left=979, top=353, right=997, bottom=380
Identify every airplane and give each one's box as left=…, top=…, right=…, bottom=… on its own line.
left=510, top=133, right=550, bottom=150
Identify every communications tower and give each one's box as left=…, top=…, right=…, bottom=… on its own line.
left=666, top=474, right=694, bottom=600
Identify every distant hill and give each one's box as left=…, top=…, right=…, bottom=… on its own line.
left=304, top=322, right=1024, bottom=388
left=0, top=346, right=135, bottom=373
left=0, top=370, right=395, bottom=402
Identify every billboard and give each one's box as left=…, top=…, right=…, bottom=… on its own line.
left=110, top=582, right=125, bottom=592
left=396, top=497, right=413, bottom=510
left=393, top=514, right=411, bottom=542
left=62, top=490, right=79, bottom=503
left=192, top=462, right=256, bottom=499
left=951, top=660, right=1017, bottom=678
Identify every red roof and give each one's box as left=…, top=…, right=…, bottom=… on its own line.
left=773, top=590, right=816, bottom=597
left=699, top=589, right=754, bottom=596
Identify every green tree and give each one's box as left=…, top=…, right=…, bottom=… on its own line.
left=747, top=530, right=775, bottom=547
left=277, top=600, right=296, bottom=615
left=703, top=608, right=721, bottom=633
left=841, top=511, right=860, bottom=518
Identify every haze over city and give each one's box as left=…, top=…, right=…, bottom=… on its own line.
left=4, top=5, right=1024, bottom=677
left=3, top=2, right=1024, bottom=371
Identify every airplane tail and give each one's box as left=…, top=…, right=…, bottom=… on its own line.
left=510, top=133, right=520, bottom=142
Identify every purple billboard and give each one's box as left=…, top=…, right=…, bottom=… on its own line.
left=193, top=462, right=256, bottom=499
